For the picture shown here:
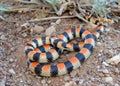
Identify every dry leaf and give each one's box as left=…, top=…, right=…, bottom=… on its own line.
left=107, top=53, right=120, bottom=65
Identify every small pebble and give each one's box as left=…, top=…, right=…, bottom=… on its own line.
left=114, top=83, right=119, bottom=86
left=104, top=77, right=113, bottom=83
left=0, top=77, right=6, bottom=86
left=56, top=19, right=61, bottom=24
left=72, top=77, right=79, bottom=82
left=51, top=23, right=56, bottom=26
left=21, top=22, right=30, bottom=29
left=1, top=35, right=7, bottom=40
left=64, top=76, right=70, bottom=81
left=78, top=79, right=84, bottom=85
left=10, top=47, right=16, bottom=52
left=21, top=33, right=27, bottom=37
left=9, top=58, right=14, bottom=63
left=102, top=69, right=109, bottom=74
left=97, top=42, right=102, bottom=46
left=21, top=23, right=30, bottom=32
left=112, top=44, right=118, bottom=48
left=65, top=81, right=77, bottom=86
left=44, top=84, right=48, bottom=86
left=41, top=80, right=46, bottom=84
left=9, top=69, right=16, bottom=74
left=2, top=71, right=7, bottom=75
left=107, top=53, right=120, bottom=65
left=70, top=70, right=78, bottom=77
left=0, top=67, right=3, bottom=72
left=102, top=62, right=109, bottom=66
left=20, top=80, right=23, bottom=83
left=60, top=79, right=63, bottom=82
left=114, top=68, right=119, bottom=74
left=107, top=36, right=111, bottom=40
left=108, top=50, right=113, bottom=56
left=45, top=26, right=56, bottom=36
left=0, top=48, right=3, bottom=55
left=32, top=25, right=45, bottom=33
left=98, top=53, right=102, bottom=56
left=47, top=80, right=51, bottom=84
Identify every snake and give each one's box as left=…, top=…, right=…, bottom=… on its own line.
left=25, top=13, right=104, bottom=77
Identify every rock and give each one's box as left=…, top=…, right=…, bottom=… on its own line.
left=102, top=69, right=109, bottom=74
left=0, top=48, right=3, bottom=56
left=9, top=58, right=14, bottom=63
left=104, top=77, right=113, bottom=83
left=2, top=71, right=7, bottom=75
left=65, top=81, right=77, bottom=86
left=1, top=35, right=7, bottom=41
left=47, top=80, right=51, bottom=84
left=21, top=33, right=27, bottom=37
left=0, top=67, right=3, bottom=72
left=102, top=62, right=109, bottom=66
left=108, top=50, right=113, bottom=56
left=107, top=53, right=120, bottom=65
left=21, top=22, right=30, bottom=29
left=20, top=80, right=23, bottom=83
left=97, top=42, right=102, bottom=46
left=90, top=77, right=96, bottom=82
left=10, top=47, right=16, bottom=52
left=98, top=53, right=102, bottom=57
left=72, top=77, right=79, bottom=82
left=60, top=79, right=63, bottom=82
left=107, top=36, right=111, bottom=40
left=102, top=69, right=110, bottom=76
left=0, top=76, right=6, bottom=86
left=51, top=22, right=56, bottom=26
left=114, top=84, right=119, bottom=86
left=78, top=79, right=84, bottom=85
left=112, top=43, right=118, bottom=48
left=9, top=69, right=16, bottom=74
left=58, top=0, right=66, bottom=4
left=41, top=79, right=46, bottom=84
left=114, top=68, right=119, bottom=74
left=64, top=76, right=70, bottom=81
left=45, top=26, right=56, bottom=36
left=98, top=72, right=104, bottom=77
left=32, top=25, right=45, bottom=33
left=44, top=84, right=48, bottom=86
left=70, top=70, right=78, bottom=77
left=56, top=19, right=61, bottom=24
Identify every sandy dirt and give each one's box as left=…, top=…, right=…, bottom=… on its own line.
left=0, top=0, right=120, bottom=86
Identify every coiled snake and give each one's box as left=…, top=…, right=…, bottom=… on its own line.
left=25, top=13, right=104, bottom=76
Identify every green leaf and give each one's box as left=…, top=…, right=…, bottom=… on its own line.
left=45, top=0, right=57, bottom=5
left=0, top=3, right=8, bottom=11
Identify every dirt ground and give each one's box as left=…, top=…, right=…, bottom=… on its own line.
left=0, top=0, right=120, bottom=86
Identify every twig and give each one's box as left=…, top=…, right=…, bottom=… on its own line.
left=111, top=9, right=120, bottom=13
left=75, top=12, right=89, bottom=23
left=29, top=16, right=76, bottom=22
left=15, top=0, right=39, bottom=4
left=29, top=12, right=90, bottom=23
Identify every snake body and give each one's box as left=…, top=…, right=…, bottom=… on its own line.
left=25, top=14, right=104, bottom=76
